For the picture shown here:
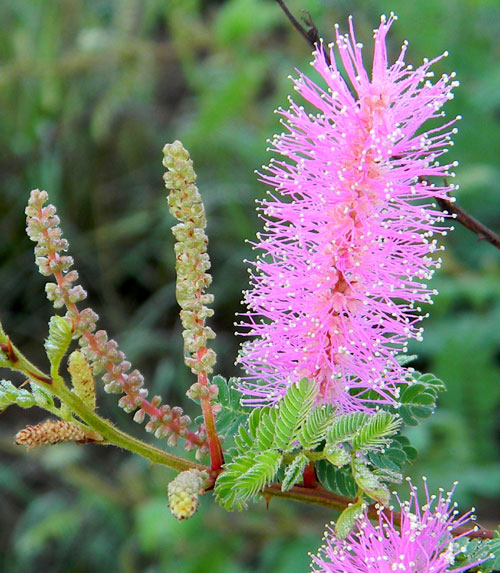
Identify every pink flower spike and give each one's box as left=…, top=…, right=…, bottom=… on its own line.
left=311, top=478, right=487, bottom=572
left=236, top=14, right=460, bottom=410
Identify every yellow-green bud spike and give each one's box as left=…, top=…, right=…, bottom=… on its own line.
left=167, top=468, right=210, bottom=520
left=68, top=350, right=96, bottom=410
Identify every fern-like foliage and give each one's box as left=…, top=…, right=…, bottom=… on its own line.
left=215, top=449, right=282, bottom=509
left=326, top=411, right=400, bottom=453
left=351, top=412, right=401, bottom=452
left=273, top=378, right=317, bottom=451
left=236, top=450, right=283, bottom=498
left=212, top=375, right=251, bottom=438
left=452, top=529, right=500, bottom=572
left=282, top=453, right=309, bottom=492
left=215, top=379, right=415, bottom=511
left=215, top=379, right=319, bottom=509
left=298, top=404, right=336, bottom=450
left=397, top=371, right=446, bottom=426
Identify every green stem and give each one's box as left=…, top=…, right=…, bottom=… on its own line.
left=50, top=381, right=209, bottom=474
left=2, top=331, right=209, bottom=475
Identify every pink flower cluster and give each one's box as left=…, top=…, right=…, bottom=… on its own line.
left=237, top=14, right=459, bottom=411
left=311, top=479, right=486, bottom=572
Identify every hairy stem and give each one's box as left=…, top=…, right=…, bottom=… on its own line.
left=4, top=337, right=209, bottom=474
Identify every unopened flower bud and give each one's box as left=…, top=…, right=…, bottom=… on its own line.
left=168, top=469, right=209, bottom=520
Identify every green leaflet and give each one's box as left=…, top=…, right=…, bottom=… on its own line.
left=274, top=378, right=318, bottom=451
left=0, top=379, right=35, bottom=412
left=298, top=404, right=336, bottom=450
left=281, top=453, right=309, bottom=491
left=214, top=449, right=282, bottom=509
left=212, top=375, right=251, bottom=438
left=44, top=315, right=73, bottom=377
left=326, top=411, right=400, bottom=453
left=395, top=354, right=418, bottom=366
left=315, top=460, right=357, bottom=498
left=334, top=497, right=365, bottom=539
left=351, top=412, right=401, bottom=452
left=234, top=424, right=254, bottom=452
left=451, top=530, right=500, bottom=571
left=397, top=371, right=446, bottom=426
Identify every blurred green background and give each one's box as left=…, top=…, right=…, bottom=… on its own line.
left=0, top=0, right=499, bottom=571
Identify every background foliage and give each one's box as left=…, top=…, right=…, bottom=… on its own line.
left=0, top=0, right=499, bottom=571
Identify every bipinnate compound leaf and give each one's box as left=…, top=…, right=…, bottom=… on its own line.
left=45, top=315, right=72, bottom=376
left=215, top=449, right=282, bottom=509
left=274, top=378, right=318, bottom=451
left=234, top=424, right=254, bottom=452
left=281, top=453, right=309, bottom=491
left=237, top=449, right=282, bottom=497
left=256, top=407, right=279, bottom=450
left=334, top=497, right=365, bottom=539
left=298, top=404, right=336, bottom=450
left=351, top=412, right=401, bottom=452
left=212, top=375, right=251, bottom=438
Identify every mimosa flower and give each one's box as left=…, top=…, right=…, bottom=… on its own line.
left=237, top=14, right=459, bottom=410
left=311, top=479, right=487, bottom=573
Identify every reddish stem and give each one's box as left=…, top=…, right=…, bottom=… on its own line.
left=302, top=461, right=318, bottom=488
left=197, top=369, right=224, bottom=471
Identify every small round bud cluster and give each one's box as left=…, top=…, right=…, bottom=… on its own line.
left=186, top=382, right=219, bottom=401
left=15, top=419, right=90, bottom=449
left=163, top=141, right=216, bottom=375
left=167, top=468, right=209, bottom=520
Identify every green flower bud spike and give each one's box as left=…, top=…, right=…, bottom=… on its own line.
left=163, top=141, right=223, bottom=471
